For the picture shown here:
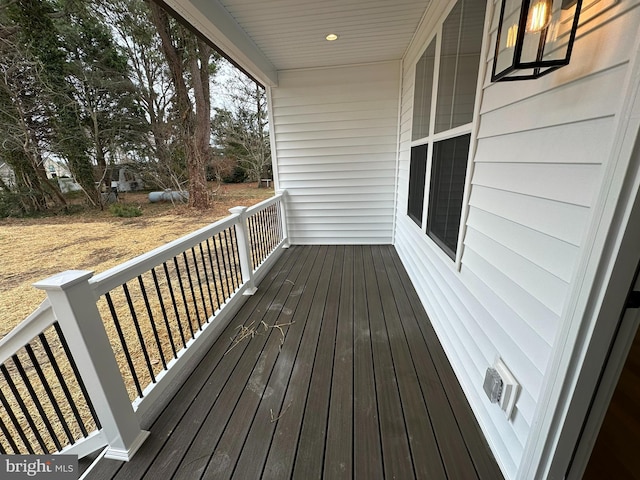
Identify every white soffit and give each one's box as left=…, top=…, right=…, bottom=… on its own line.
left=164, top=0, right=431, bottom=85
left=163, top=0, right=279, bottom=86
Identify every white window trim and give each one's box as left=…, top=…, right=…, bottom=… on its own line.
left=455, top=1, right=495, bottom=270
left=408, top=0, right=494, bottom=270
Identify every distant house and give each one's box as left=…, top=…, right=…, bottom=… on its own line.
left=110, top=166, right=145, bottom=193
left=0, top=161, right=144, bottom=195
left=0, top=162, right=15, bottom=187
left=44, top=158, right=72, bottom=180
left=43, top=158, right=83, bottom=193
left=0, top=159, right=82, bottom=193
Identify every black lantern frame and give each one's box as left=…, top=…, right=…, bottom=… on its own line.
left=491, top=0, right=583, bottom=82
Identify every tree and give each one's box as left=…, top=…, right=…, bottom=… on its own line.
left=1, top=0, right=231, bottom=215
left=0, top=0, right=150, bottom=212
left=59, top=1, right=148, bottom=198
left=213, top=72, right=271, bottom=186
left=149, top=1, right=217, bottom=209
left=0, top=1, right=68, bottom=215
left=7, top=0, right=101, bottom=207
left=97, top=0, right=183, bottom=192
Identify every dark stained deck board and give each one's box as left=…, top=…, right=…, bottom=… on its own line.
left=323, top=245, right=354, bottom=479
left=388, top=247, right=504, bottom=480
left=210, top=246, right=324, bottom=480
left=260, top=245, right=337, bottom=478
left=352, top=246, right=384, bottom=479
left=291, top=246, right=344, bottom=479
left=379, top=245, right=478, bottom=478
left=150, top=245, right=306, bottom=479
left=169, top=244, right=315, bottom=480
left=372, top=245, right=451, bottom=479
left=229, top=246, right=327, bottom=480
left=364, top=246, right=416, bottom=479
left=86, top=245, right=503, bottom=480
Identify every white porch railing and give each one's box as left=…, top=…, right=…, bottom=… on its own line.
left=0, top=192, right=288, bottom=461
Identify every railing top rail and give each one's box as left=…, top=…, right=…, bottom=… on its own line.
left=0, top=191, right=289, bottom=460
left=90, top=191, right=285, bottom=296
left=91, top=213, right=240, bottom=297
left=245, top=192, right=284, bottom=216
left=0, top=299, right=55, bottom=365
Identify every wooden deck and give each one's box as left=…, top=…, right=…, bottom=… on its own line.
left=86, top=245, right=503, bottom=480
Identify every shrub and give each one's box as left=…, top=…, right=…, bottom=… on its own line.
left=109, top=203, right=142, bottom=218
left=0, top=190, right=27, bottom=218
left=221, top=164, right=247, bottom=183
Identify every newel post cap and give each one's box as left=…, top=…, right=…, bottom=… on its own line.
left=33, top=270, right=94, bottom=291
left=229, top=206, right=248, bottom=215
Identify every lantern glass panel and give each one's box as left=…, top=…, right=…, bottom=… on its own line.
left=541, top=6, right=575, bottom=61
left=494, top=0, right=523, bottom=74
left=521, top=0, right=569, bottom=63
left=492, top=0, right=581, bottom=81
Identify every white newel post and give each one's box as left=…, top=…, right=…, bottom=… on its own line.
left=33, top=270, right=150, bottom=461
left=229, top=207, right=257, bottom=295
left=277, top=190, right=290, bottom=248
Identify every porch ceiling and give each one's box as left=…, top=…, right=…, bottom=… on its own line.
left=160, top=0, right=432, bottom=86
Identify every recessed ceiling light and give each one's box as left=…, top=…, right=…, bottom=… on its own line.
left=325, top=33, right=339, bottom=41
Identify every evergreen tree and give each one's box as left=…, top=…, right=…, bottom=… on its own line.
left=0, top=0, right=149, bottom=212
left=0, top=0, right=68, bottom=214
left=60, top=1, right=147, bottom=181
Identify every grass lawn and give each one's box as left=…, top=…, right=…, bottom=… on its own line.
left=0, top=182, right=274, bottom=338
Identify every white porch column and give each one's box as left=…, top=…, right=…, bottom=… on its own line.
left=33, top=270, right=149, bottom=461
left=229, top=207, right=257, bottom=295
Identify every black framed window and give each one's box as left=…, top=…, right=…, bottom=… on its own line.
left=412, top=40, right=436, bottom=141
left=408, top=144, right=428, bottom=226
left=427, top=134, right=470, bottom=258
left=407, top=0, right=485, bottom=260
left=435, top=0, right=485, bottom=133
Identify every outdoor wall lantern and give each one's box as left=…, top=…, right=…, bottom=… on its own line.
left=491, top=0, right=583, bottom=81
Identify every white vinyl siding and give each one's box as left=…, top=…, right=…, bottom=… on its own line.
left=394, top=1, right=640, bottom=478
left=270, top=62, right=400, bottom=244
